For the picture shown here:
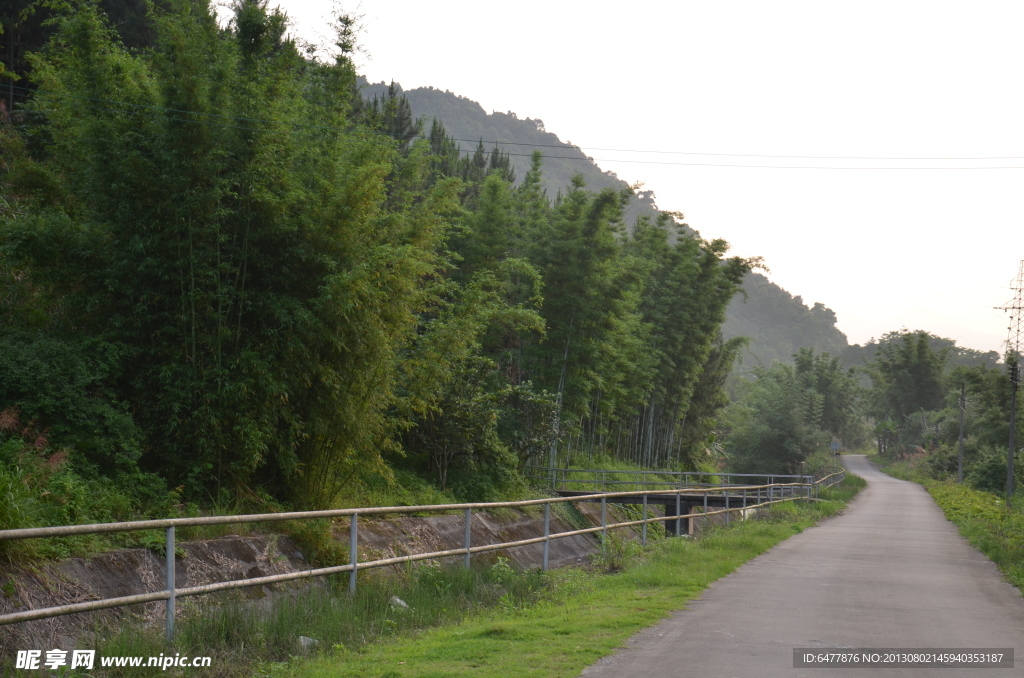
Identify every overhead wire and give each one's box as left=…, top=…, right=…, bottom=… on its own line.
left=9, top=84, right=1024, bottom=170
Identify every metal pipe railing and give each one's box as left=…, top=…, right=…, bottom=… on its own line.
left=525, top=466, right=845, bottom=491
left=0, top=472, right=845, bottom=636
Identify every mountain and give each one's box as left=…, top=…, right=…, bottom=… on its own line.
left=361, top=79, right=851, bottom=374
left=722, top=272, right=849, bottom=372
left=360, top=80, right=661, bottom=226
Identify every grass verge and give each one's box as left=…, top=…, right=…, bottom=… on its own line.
left=274, top=476, right=863, bottom=678
left=876, top=457, right=1024, bottom=591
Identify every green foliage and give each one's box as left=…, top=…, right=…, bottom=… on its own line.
left=672, top=334, right=749, bottom=463
left=369, top=81, right=657, bottom=223
left=93, top=561, right=548, bottom=678
left=0, top=439, right=42, bottom=560
left=592, top=531, right=645, bottom=573
left=725, top=355, right=836, bottom=474
left=0, top=418, right=180, bottom=560
left=876, top=357, right=1022, bottom=497
left=845, top=330, right=1001, bottom=373
left=929, top=482, right=1024, bottom=590
left=793, top=347, right=864, bottom=446
left=866, top=330, right=948, bottom=423
left=0, top=0, right=467, bottom=507
left=2, top=0, right=758, bottom=521
left=0, top=335, right=142, bottom=470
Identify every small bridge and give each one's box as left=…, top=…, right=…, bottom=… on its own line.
left=529, top=465, right=846, bottom=536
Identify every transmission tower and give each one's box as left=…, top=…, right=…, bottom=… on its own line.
left=997, top=260, right=1024, bottom=505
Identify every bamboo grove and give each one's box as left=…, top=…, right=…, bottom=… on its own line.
left=0, top=0, right=755, bottom=508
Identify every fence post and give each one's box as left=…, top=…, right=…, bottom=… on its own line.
left=725, top=489, right=730, bottom=526
left=601, top=497, right=607, bottom=546
left=641, top=493, right=648, bottom=546
left=542, top=503, right=550, bottom=572
left=165, top=526, right=175, bottom=643
left=675, top=492, right=681, bottom=537
left=703, top=491, right=708, bottom=530
left=349, top=513, right=358, bottom=595
left=464, top=508, right=472, bottom=570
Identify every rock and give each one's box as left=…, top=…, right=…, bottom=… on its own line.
left=298, top=636, right=318, bottom=650
left=389, top=596, right=410, bottom=610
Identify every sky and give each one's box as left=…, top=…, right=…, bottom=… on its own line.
left=273, top=0, right=1022, bottom=355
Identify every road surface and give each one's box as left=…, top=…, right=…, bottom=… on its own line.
left=579, top=455, right=1024, bottom=677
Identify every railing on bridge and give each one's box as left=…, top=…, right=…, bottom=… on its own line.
left=524, top=465, right=846, bottom=493
left=0, top=472, right=845, bottom=642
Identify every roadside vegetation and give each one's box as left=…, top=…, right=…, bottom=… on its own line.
left=56, top=475, right=862, bottom=678
left=860, top=329, right=1023, bottom=592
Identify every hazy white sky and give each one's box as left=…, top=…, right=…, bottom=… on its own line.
left=276, top=0, right=1022, bottom=354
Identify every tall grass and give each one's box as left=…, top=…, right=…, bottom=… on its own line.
left=818, top=473, right=866, bottom=503
left=73, top=559, right=545, bottom=678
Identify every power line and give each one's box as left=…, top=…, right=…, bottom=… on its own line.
left=11, top=84, right=1024, bottom=170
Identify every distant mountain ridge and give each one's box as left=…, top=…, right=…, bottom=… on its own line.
left=360, top=80, right=661, bottom=225
left=361, top=79, right=853, bottom=373
left=723, top=272, right=849, bottom=373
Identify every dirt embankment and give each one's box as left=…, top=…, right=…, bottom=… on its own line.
left=1, top=502, right=649, bottom=651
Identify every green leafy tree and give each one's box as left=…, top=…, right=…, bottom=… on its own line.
left=621, top=213, right=752, bottom=467
left=0, top=0, right=462, bottom=506
left=726, top=363, right=829, bottom=474
left=793, top=348, right=862, bottom=445
left=866, top=330, right=947, bottom=451
left=673, top=334, right=749, bottom=464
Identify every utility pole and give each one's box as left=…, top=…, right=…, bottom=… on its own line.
left=1009, top=362, right=1018, bottom=506
left=997, top=260, right=1023, bottom=507
left=957, top=383, right=965, bottom=484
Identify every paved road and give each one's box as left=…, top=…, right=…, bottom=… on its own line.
left=580, top=455, right=1024, bottom=677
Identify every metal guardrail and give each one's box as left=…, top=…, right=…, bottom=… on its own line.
left=0, top=471, right=845, bottom=642
left=525, top=465, right=845, bottom=492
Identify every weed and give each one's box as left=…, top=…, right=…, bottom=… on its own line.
left=591, top=532, right=644, bottom=573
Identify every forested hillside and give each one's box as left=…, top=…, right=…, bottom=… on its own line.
left=723, top=272, right=849, bottom=373
left=363, top=80, right=852, bottom=374
left=360, top=79, right=662, bottom=227
left=0, top=0, right=759, bottom=528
